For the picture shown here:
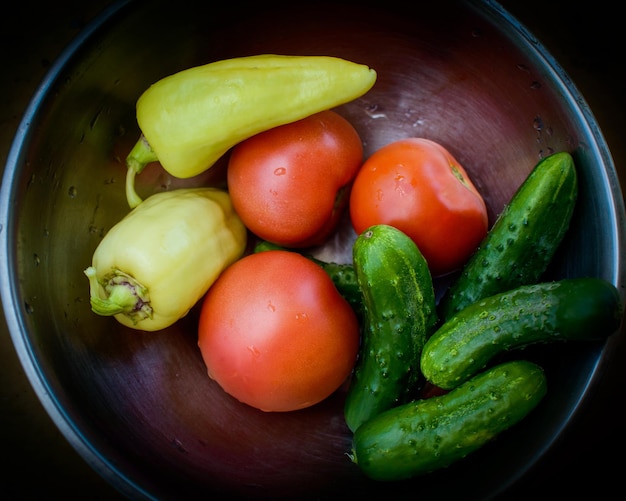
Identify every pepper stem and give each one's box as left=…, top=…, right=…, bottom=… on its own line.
left=84, top=266, right=153, bottom=324
left=125, top=135, right=159, bottom=209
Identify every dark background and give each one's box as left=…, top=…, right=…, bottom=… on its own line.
left=1, top=1, right=624, bottom=499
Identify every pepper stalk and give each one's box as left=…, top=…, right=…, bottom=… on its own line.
left=125, top=135, right=159, bottom=209
left=85, top=266, right=153, bottom=323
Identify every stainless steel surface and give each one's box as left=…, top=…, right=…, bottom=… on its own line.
left=1, top=1, right=624, bottom=499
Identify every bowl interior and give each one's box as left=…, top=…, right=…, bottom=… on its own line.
left=2, top=0, right=624, bottom=499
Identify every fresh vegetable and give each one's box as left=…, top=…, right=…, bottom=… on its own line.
left=344, top=225, right=438, bottom=432
left=349, top=138, right=488, bottom=277
left=253, top=240, right=363, bottom=318
left=350, top=360, right=547, bottom=481
left=197, top=250, right=360, bottom=412
left=84, top=188, right=247, bottom=331
left=438, top=151, right=578, bottom=321
left=228, top=110, right=364, bottom=247
left=421, top=278, right=623, bottom=390
left=125, top=54, right=377, bottom=208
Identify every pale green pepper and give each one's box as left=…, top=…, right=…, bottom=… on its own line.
left=125, top=54, right=377, bottom=208
left=84, top=187, right=247, bottom=331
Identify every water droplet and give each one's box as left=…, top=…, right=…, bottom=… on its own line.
left=273, top=167, right=286, bottom=176
left=90, top=109, right=102, bottom=130
left=68, top=186, right=78, bottom=198
left=267, top=301, right=276, bottom=312
left=247, top=345, right=260, bottom=357
left=364, top=104, right=386, bottom=119
left=24, top=301, right=34, bottom=314
left=33, top=254, right=40, bottom=266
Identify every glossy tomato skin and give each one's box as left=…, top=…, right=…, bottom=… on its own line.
left=227, top=110, right=364, bottom=248
left=349, top=138, right=488, bottom=277
left=197, top=250, right=360, bottom=412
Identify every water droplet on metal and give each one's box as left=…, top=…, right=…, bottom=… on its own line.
left=364, top=103, right=386, bottom=119
left=90, top=109, right=103, bottom=130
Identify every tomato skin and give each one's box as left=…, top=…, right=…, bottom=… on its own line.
left=197, top=250, right=360, bottom=412
left=349, top=138, right=488, bottom=277
left=227, top=110, right=363, bottom=247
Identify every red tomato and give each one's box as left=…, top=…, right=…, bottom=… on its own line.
left=197, top=250, right=360, bottom=412
left=349, top=138, right=488, bottom=277
left=227, top=110, right=364, bottom=248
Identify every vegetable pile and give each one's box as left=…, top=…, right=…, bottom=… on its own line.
left=83, top=54, right=624, bottom=481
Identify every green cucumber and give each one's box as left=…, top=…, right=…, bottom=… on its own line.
left=421, top=277, right=623, bottom=390
left=350, top=360, right=547, bottom=481
left=253, top=240, right=363, bottom=317
left=343, top=224, right=438, bottom=432
left=438, top=151, right=578, bottom=322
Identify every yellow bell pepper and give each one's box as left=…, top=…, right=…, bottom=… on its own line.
left=125, top=54, right=377, bottom=208
left=84, top=187, right=247, bottom=331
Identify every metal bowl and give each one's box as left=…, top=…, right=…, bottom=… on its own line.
left=1, top=0, right=624, bottom=499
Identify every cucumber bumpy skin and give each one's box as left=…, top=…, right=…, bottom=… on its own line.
left=350, top=360, right=547, bottom=481
left=344, top=225, right=438, bottom=433
left=421, top=277, right=623, bottom=390
left=438, top=151, right=578, bottom=322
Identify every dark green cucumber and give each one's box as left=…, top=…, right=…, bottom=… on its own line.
left=253, top=240, right=363, bottom=317
left=350, top=360, right=547, bottom=481
left=422, top=277, right=623, bottom=390
left=344, top=224, right=438, bottom=432
left=439, top=151, right=578, bottom=322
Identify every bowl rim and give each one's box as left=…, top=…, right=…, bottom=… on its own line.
left=1, top=0, right=625, bottom=499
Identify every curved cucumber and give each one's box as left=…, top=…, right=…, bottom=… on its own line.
left=421, top=278, right=623, bottom=390
left=439, top=151, right=578, bottom=321
left=344, top=225, right=438, bottom=432
left=350, top=360, right=547, bottom=481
